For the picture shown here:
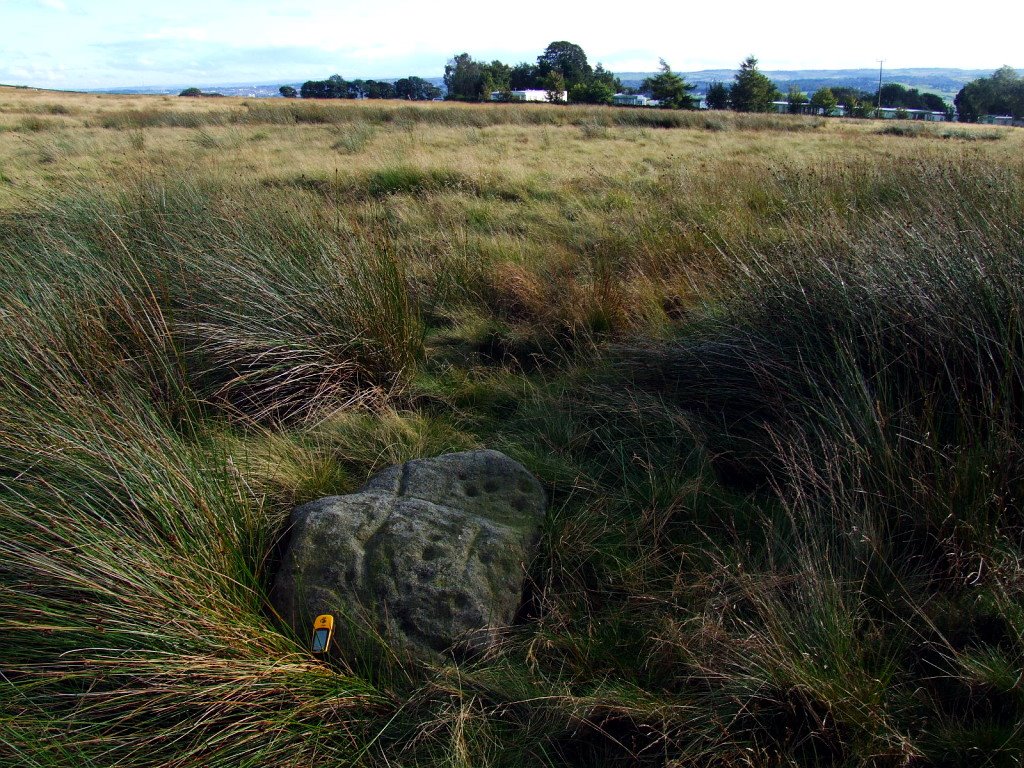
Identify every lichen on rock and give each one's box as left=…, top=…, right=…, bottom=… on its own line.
left=271, top=449, right=546, bottom=655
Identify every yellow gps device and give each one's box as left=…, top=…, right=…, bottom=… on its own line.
left=310, top=614, right=334, bottom=655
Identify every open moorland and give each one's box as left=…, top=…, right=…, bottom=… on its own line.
left=1, top=87, right=1023, bottom=766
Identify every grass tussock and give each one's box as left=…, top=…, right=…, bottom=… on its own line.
left=876, top=121, right=1005, bottom=141
left=331, top=122, right=376, bottom=154
left=366, top=165, right=473, bottom=196
left=0, top=177, right=423, bottom=423
left=1, top=88, right=1024, bottom=766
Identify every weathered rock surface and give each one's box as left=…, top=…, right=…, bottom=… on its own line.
left=271, top=449, right=546, bottom=655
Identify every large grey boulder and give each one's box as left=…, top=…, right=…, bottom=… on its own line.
left=271, top=449, right=546, bottom=655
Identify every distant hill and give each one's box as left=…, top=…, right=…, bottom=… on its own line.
left=91, top=78, right=448, bottom=99
left=96, top=83, right=299, bottom=98
left=90, top=69, right=1020, bottom=101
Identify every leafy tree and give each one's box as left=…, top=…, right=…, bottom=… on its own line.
left=326, top=74, right=349, bottom=98
left=509, top=62, right=540, bottom=90
left=955, top=66, right=1024, bottom=121
left=300, top=75, right=350, bottom=99
left=362, top=80, right=397, bottom=99
left=810, top=87, right=838, bottom=116
left=871, top=83, right=945, bottom=113
left=706, top=81, right=729, bottom=109
left=570, top=79, right=615, bottom=105
left=640, top=59, right=696, bottom=109
left=395, top=76, right=441, bottom=101
left=394, top=78, right=415, bottom=100
left=543, top=70, right=567, bottom=103
left=481, top=60, right=511, bottom=95
left=592, top=63, right=622, bottom=93
left=536, top=41, right=592, bottom=90
left=954, top=85, right=977, bottom=122
left=179, top=87, right=202, bottom=97
left=443, top=56, right=511, bottom=101
left=831, top=86, right=869, bottom=111
left=729, top=55, right=779, bottom=112
left=828, top=86, right=874, bottom=118
left=300, top=80, right=327, bottom=98
left=278, top=85, right=297, bottom=98
left=847, top=97, right=874, bottom=118
left=444, top=53, right=485, bottom=101
left=786, top=85, right=807, bottom=114
left=565, top=61, right=620, bottom=104
left=920, top=92, right=946, bottom=112
left=877, top=83, right=924, bottom=109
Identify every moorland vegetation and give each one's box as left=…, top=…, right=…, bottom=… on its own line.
left=0, top=87, right=1022, bottom=766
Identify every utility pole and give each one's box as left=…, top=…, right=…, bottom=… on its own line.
left=877, top=59, right=885, bottom=110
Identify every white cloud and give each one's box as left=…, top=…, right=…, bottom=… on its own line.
left=0, top=55, right=70, bottom=87
left=142, top=27, right=210, bottom=42
left=37, top=0, right=67, bottom=10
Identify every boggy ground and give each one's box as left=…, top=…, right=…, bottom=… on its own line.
left=1, top=86, right=1022, bottom=766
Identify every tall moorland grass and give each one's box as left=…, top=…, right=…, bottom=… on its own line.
left=1, top=92, right=824, bottom=133
left=0, top=89, right=1022, bottom=766
left=85, top=100, right=827, bottom=132
left=0, top=176, right=423, bottom=422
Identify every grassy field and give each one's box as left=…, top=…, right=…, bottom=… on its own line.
left=1, top=86, right=1022, bottom=767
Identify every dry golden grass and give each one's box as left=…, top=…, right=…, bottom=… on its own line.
left=2, top=85, right=1018, bottom=211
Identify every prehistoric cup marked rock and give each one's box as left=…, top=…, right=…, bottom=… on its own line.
left=271, top=449, right=546, bottom=655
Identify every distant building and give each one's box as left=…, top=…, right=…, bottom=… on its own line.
left=612, top=93, right=658, bottom=107
left=770, top=102, right=948, bottom=121
left=490, top=89, right=566, bottom=103
left=980, top=114, right=1013, bottom=125
left=771, top=101, right=848, bottom=117
left=874, top=107, right=947, bottom=121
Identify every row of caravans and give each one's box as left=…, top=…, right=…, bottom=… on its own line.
left=489, top=89, right=950, bottom=119
left=979, top=114, right=1024, bottom=126
left=489, top=89, right=568, bottom=102
left=773, top=104, right=1021, bottom=124
left=488, top=91, right=670, bottom=107
left=771, top=102, right=950, bottom=121
left=488, top=89, right=1019, bottom=125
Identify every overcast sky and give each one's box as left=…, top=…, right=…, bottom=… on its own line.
left=1, top=0, right=1019, bottom=89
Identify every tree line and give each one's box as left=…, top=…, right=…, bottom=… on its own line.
left=768, top=81, right=954, bottom=118
left=284, top=74, right=441, bottom=101
left=280, top=42, right=702, bottom=109
left=442, top=46, right=781, bottom=111
left=954, top=66, right=1023, bottom=121
left=439, top=42, right=715, bottom=108
left=443, top=42, right=624, bottom=104
left=277, top=41, right=1024, bottom=121
left=439, top=47, right=960, bottom=116
left=438, top=47, right=957, bottom=115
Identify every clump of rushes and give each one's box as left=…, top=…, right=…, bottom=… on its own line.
left=0, top=295, right=396, bottom=765
left=0, top=175, right=423, bottom=423
left=614, top=155, right=1024, bottom=760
